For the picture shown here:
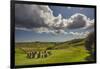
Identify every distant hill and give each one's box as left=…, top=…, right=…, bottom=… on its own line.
left=53, top=38, right=85, bottom=49
left=15, top=38, right=85, bottom=50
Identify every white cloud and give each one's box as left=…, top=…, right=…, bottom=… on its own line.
left=67, top=7, right=71, bottom=9
left=33, top=27, right=50, bottom=33
left=15, top=4, right=94, bottom=35
left=84, top=19, right=94, bottom=29
left=15, top=27, right=32, bottom=31
left=67, top=13, right=87, bottom=29
left=70, top=31, right=89, bottom=36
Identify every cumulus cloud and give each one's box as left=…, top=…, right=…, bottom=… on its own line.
left=70, top=31, right=90, bottom=36
left=33, top=27, right=51, bottom=34
left=67, top=13, right=87, bottom=29
left=15, top=4, right=94, bottom=35
left=84, top=19, right=94, bottom=29
left=15, top=4, right=47, bottom=29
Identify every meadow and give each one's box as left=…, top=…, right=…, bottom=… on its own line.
left=15, top=39, right=91, bottom=66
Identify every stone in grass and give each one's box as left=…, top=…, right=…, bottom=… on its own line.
left=27, top=52, right=32, bottom=59
left=30, top=52, right=32, bottom=58
left=27, top=51, right=52, bottom=59
left=40, top=51, right=48, bottom=58
left=43, top=51, right=47, bottom=58
left=40, top=51, right=44, bottom=58
left=35, top=51, right=40, bottom=58
left=31, top=51, right=36, bottom=58
left=30, top=51, right=35, bottom=58
left=46, top=51, right=51, bottom=56
left=37, top=51, right=40, bottom=58
left=26, top=51, right=36, bottom=59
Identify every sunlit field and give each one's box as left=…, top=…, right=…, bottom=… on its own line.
left=15, top=39, right=93, bottom=66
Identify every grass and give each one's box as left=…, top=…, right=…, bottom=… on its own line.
left=15, top=39, right=91, bottom=66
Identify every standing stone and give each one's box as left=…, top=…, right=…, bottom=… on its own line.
left=35, top=51, right=39, bottom=58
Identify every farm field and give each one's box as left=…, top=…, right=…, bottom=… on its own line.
left=15, top=39, right=91, bottom=66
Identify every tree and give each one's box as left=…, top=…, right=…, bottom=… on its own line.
left=85, top=31, right=95, bottom=61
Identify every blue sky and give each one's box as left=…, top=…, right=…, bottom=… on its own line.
left=15, top=4, right=95, bottom=42
left=49, top=6, right=94, bottom=19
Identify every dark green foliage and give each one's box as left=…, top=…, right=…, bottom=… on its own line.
left=85, top=31, right=95, bottom=61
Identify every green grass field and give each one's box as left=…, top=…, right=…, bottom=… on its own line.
left=15, top=39, right=91, bottom=66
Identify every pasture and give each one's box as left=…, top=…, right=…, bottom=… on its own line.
left=15, top=39, right=91, bottom=66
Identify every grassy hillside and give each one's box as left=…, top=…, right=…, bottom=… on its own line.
left=15, top=38, right=91, bottom=66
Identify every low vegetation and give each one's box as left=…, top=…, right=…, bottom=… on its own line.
left=15, top=38, right=94, bottom=66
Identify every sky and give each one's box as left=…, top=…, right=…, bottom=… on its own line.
left=15, top=4, right=95, bottom=42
